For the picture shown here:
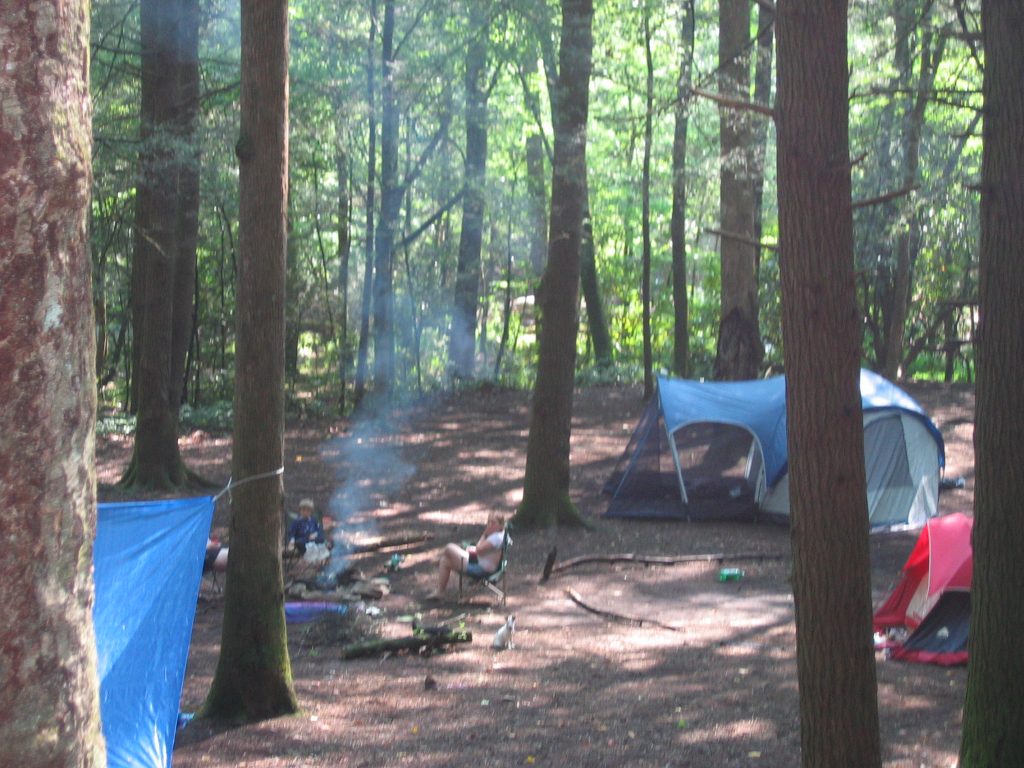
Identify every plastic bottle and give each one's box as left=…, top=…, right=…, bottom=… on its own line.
left=718, top=567, right=744, bottom=582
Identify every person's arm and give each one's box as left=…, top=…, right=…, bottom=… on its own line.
left=475, top=529, right=501, bottom=556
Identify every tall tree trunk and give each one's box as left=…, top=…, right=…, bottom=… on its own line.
left=0, top=2, right=105, bottom=762
left=670, top=0, right=695, bottom=379
left=449, top=5, right=490, bottom=380
left=284, top=209, right=301, bottom=377
left=881, top=23, right=945, bottom=380
left=204, top=0, right=298, bottom=720
left=526, top=133, right=549, bottom=278
left=354, top=0, right=378, bottom=407
left=126, top=0, right=185, bottom=488
left=751, top=0, right=774, bottom=276
left=579, top=181, right=612, bottom=368
left=372, top=0, right=400, bottom=400
left=640, top=1, right=655, bottom=398
left=173, top=0, right=201, bottom=408
left=715, top=0, right=763, bottom=380
left=516, top=0, right=593, bottom=529
left=960, top=1, right=1024, bottom=763
left=337, top=145, right=352, bottom=413
left=776, top=1, right=882, bottom=765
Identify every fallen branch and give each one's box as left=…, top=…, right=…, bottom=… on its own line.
left=549, top=551, right=788, bottom=576
left=338, top=630, right=472, bottom=660
left=348, top=533, right=434, bottom=554
left=565, top=589, right=684, bottom=632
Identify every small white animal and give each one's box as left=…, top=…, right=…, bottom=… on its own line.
left=491, top=614, right=516, bottom=650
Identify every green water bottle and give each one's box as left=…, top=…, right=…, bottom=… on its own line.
left=719, top=567, right=744, bottom=582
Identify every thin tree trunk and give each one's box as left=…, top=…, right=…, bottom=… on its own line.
left=337, top=146, right=352, bottom=413
left=174, top=0, right=200, bottom=410
left=960, top=1, right=1024, bottom=762
left=670, top=0, right=695, bottom=379
left=203, top=0, right=298, bottom=720
left=751, top=0, right=774, bottom=277
left=449, top=5, right=490, bottom=380
left=716, top=0, right=763, bottom=380
left=517, top=0, right=593, bottom=529
left=579, top=180, right=612, bottom=369
left=776, top=0, right=881, bottom=764
left=371, top=0, right=400, bottom=400
left=641, top=2, right=655, bottom=397
left=881, top=25, right=945, bottom=380
left=526, top=133, right=549, bottom=278
left=354, top=0, right=378, bottom=407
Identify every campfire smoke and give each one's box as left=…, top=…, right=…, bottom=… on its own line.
left=319, top=414, right=414, bottom=582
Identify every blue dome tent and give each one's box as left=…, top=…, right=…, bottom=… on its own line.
left=604, top=370, right=944, bottom=529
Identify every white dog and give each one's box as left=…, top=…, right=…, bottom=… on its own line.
left=491, top=614, right=516, bottom=650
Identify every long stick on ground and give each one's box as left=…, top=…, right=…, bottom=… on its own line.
left=565, top=588, right=685, bottom=633
left=348, top=533, right=434, bottom=554
left=338, top=630, right=472, bottom=659
left=548, top=551, right=788, bottom=578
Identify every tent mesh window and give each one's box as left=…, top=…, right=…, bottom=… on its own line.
left=672, top=422, right=759, bottom=520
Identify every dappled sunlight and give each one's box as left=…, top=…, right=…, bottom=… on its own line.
left=100, top=383, right=974, bottom=767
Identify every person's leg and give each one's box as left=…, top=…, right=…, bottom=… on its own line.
left=428, top=543, right=468, bottom=598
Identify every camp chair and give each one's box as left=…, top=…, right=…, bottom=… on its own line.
left=458, top=525, right=512, bottom=606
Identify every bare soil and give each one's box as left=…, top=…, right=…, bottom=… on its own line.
left=96, top=381, right=976, bottom=768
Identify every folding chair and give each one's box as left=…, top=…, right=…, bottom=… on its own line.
left=459, top=524, right=512, bottom=606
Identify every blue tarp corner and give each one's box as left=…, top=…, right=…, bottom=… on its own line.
left=93, top=496, right=214, bottom=768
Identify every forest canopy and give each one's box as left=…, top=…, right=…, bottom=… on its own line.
left=89, top=0, right=982, bottom=423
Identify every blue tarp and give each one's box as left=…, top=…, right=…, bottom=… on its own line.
left=93, top=496, right=214, bottom=768
left=657, top=368, right=945, bottom=488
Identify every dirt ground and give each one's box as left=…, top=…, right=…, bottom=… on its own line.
left=96, top=381, right=976, bottom=768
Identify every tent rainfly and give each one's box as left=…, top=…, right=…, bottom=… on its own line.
left=604, top=370, right=945, bottom=530
left=873, top=512, right=972, bottom=665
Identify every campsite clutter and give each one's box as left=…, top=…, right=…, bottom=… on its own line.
left=98, top=383, right=974, bottom=768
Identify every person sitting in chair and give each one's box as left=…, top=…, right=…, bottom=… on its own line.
left=287, top=498, right=325, bottom=556
left=426, top=512, right=505, bottom=600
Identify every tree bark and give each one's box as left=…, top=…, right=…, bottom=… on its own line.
left=516, top=0, right=593, bottom=529
left=715, top=0, right=763, bottom=380
left=526, top=133, right=549, bottom=278
left=670, top=0, right=695, bottom=379
left=579, top=182, right=613, bottom=368
left=776, top=1, right=882, bottom=765
left=960, top=1, right=1024, bottom=763
left=449, top=5, right=490, bottom=380
left=204, top=0, right=298, bottom=720
left=126, top=0, right=185, bottom=488
left=751, top=0, right=774, bottom=278
left=372, top=0, right=400, bottom=399
left=880, top=22, right=945, bottom=380
left=337, top=145, right=352, bottom=413
left=0, top=2, right=105, bottom=762
left=172, top=0, right=201, bottom=406
left=124, top=0, right=200, bottom=489
left=354, top=0, right=378, bottom=408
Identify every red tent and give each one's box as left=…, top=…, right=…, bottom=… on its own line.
left=873, top=512, right=973, bottom=665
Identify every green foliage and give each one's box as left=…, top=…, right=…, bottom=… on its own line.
left=179, top=402, right=234, bottom=432
left=89, top=0, right=984, bottom=422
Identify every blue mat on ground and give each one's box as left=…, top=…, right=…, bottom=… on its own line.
left=94, top=496, right=214, bottom=768
left=285, top=601, right=349, bottom=624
